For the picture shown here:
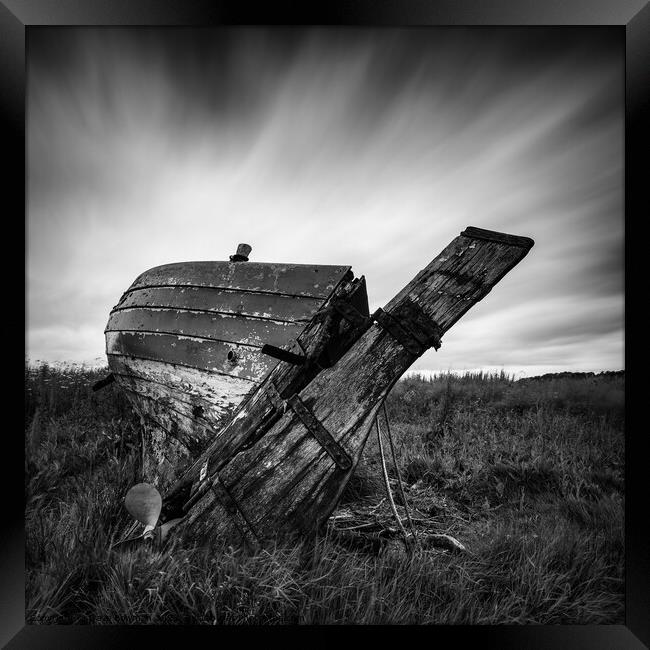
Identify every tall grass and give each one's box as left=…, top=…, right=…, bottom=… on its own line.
left=25, top=365, right=624, bottom=624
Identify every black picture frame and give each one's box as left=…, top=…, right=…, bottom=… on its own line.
left=3, top=1, right=647, bottom=647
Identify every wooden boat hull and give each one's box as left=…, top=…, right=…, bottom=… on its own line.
left=106, top=227, right=534, bottom=547
left=105, top=260, right=360, bottom=491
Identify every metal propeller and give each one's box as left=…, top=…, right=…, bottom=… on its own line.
left=112, top=483, right=182, bottom=549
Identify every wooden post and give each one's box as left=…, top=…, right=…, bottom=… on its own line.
left=176, top=227, right=534, bottom=546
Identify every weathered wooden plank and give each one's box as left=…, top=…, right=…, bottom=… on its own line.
left=130, top=261, right=352, bottom=299
left=107, top=355, right=257, bottom=418
left=112, top=372, right=219, bottom=428
left=460, top=226, right=534, bottom=248
left=106, top=332, right=277, bottom=382
left=122, top=388, right=208, bottom=456
left=179, top=227, right=534, bottom=545
left=142, top=420, right=196, bottom=492
left=115, top=286, right=323, bottom=322
left=124, top=388, right=225, bottom=492
left=106, top=308, right=304, bottom=348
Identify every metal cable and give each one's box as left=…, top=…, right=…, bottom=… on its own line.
left=375, top=414, right=411, bottom=551
left=382, top=401, right=418, bottom=542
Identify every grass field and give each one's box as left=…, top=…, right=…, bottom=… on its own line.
left=25, top=364, right=624, bottom=624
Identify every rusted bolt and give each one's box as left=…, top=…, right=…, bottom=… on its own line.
left=227, top=350, right=238, bottom=365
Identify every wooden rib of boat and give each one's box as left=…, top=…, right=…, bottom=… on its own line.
left=105, top=227, right=534, bottom=547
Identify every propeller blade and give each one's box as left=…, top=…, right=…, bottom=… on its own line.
left=124, top=483, right=162, bottom=529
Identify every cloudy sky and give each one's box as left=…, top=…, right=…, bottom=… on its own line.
left=27, top=27, right=623, bottom=378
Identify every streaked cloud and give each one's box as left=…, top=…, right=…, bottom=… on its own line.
left=27, top=28, right=623, bottom=376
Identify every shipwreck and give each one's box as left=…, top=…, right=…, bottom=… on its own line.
left=101, top=227, right=534, bottom=548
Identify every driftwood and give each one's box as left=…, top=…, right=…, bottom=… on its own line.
left=168, top=227, right=534, bottom=547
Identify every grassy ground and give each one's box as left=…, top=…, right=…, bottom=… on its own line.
left=25, top=364, right=624, bottom=624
